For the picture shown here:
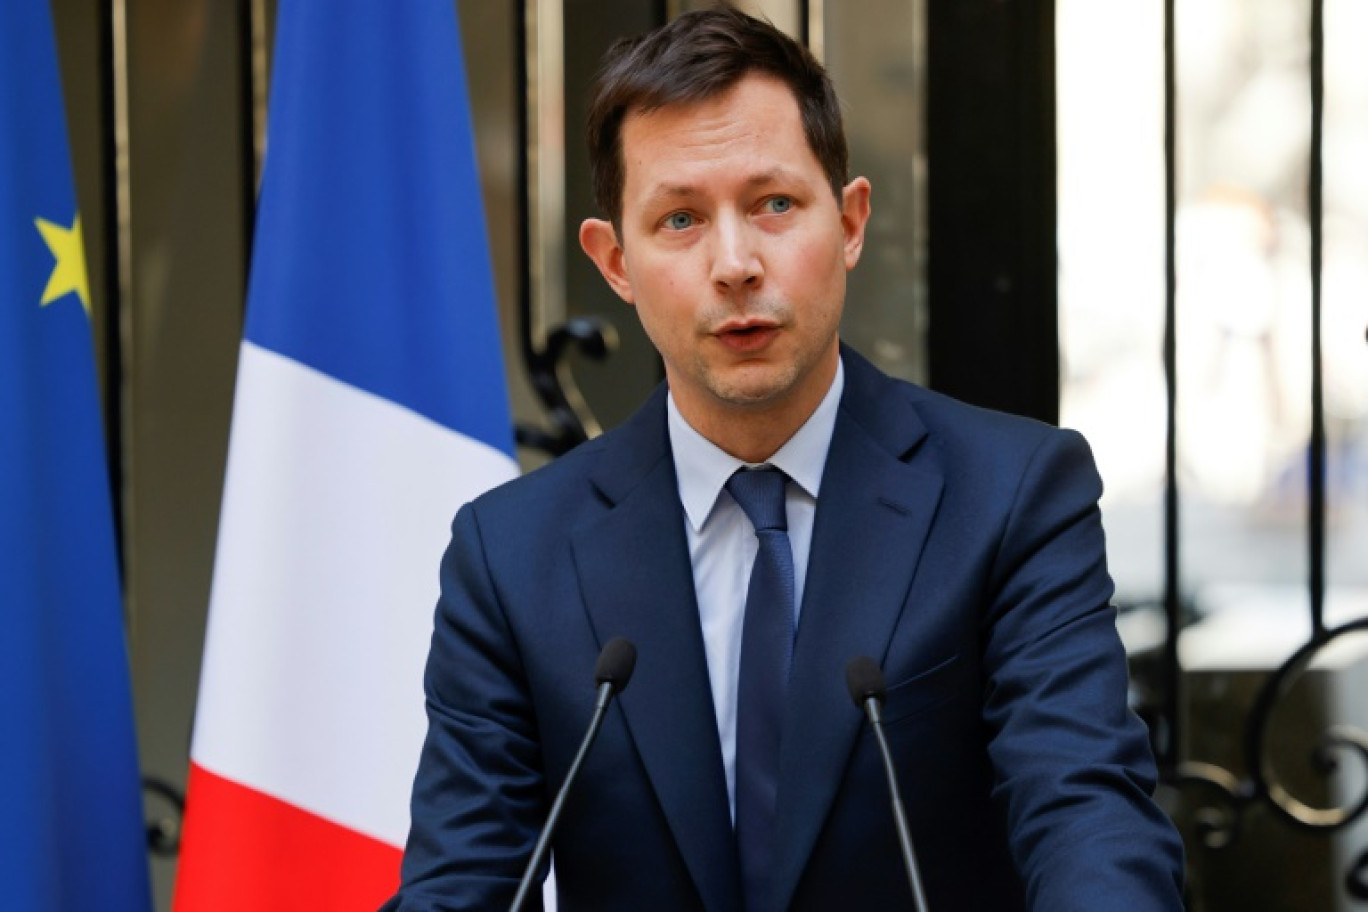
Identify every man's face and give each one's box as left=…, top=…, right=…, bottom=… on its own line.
left=580, top=73, right=871, bottom=443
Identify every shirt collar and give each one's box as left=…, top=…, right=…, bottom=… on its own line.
left=667, top=356, right=845, bottom=533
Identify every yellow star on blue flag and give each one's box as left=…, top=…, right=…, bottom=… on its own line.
left=34, top=212, right=90, bottom=315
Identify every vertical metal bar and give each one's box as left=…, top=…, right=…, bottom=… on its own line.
left=803, top=0, right=824, bottom=63
left=97, top=0, right=125, bottom=581
left=108, top=0, right=136, bottom=625
left=526, top=0, right=566, bottom=351
left=238, top=1, right=259, bottom=294
left=515, top=0, right=534, bottom=371
left=240, top=0, right=269, bottom=292
left=249, top=0, right=269, bottom=191
left=1160, top=0, right=1181, bottom=770
left=1308, top=0, right=1326, bottom=638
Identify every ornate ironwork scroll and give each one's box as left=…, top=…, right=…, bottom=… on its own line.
left=142, top=776, right=185, bottom=857
left=1245, top=621, right=1368, bottom=834
left=1168, top=619, right=1368, bottom=855
left=1348, top=848, right=1368, bottom=900
left=516, top=316, right=618, bottom=457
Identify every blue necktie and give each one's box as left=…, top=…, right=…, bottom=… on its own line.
left=726, top=466, right=795, bottom=910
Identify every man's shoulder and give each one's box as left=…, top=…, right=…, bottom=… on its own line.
left=468, top=430, right=608, bottom=515
left=904, top=380, right=1064, bottom=450
left=466, top=388, right=668, bottom=523
left=841, top=346, right=1070, bottom=459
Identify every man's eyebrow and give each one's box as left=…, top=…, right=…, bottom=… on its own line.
left=642, top=184, right=699, bottom=204
left=639, top=168, right=806, bottom=206
left=740, top=169, right=800, bottom=190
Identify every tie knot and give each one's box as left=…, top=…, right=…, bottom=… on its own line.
left=726, top=466, right=789, bottom=533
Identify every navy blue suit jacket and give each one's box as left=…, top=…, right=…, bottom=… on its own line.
left=385, top=347, right=1184, bottom=911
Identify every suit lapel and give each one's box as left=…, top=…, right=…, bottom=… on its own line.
left=770, top=351, right=945, bottom=911
left=571, top=387, right=741, bottom=912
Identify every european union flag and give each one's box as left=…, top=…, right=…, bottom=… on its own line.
left=0, top=3, right=152, bottom=911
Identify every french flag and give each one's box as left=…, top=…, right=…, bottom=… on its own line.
left=174, top=4, right=517, bottom=908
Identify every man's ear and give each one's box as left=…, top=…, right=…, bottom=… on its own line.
left=840, top=177, right=872, bottom=271
left=579, top=218, right=635, bottom=304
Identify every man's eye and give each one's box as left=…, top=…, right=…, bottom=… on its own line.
left=665, top=212, right=694, bottom=230
left=765, top=196, right=793, bottom=214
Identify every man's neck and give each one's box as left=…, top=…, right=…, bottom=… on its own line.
left=675, top=354, right=840, bottom=464
left=694, top=410, right=810, bottom=464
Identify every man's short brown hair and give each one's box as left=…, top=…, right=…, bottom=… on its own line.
left=586, top=5, right=849, bottom=229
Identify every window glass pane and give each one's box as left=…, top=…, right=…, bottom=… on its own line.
left=1056, top=0, right=1166, bottom=607
left=1323, top=0, right=1368, bottom=617
left=1174, top=0, right=1312, bottom=619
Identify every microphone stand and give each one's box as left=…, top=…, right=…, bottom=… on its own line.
left=509, top=678, right=617, bottom=912
left=847, top=656, right=930, bottom=912
left=861, top=692, right=931, bottom=912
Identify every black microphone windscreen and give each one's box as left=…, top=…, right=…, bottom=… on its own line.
left=594, top=637, right=638, bottom=694
left=845, top=655, right=886, bottom=707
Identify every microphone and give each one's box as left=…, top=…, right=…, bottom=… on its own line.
left=846, top=656, right=931, bottom=912
left=509, top=637, right=637, bottom=912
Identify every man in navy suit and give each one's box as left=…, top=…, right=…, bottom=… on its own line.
left=385, top=7, right=1184, bottom=910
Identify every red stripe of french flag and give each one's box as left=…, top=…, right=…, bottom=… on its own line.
left=176, top=764, right=401, bottom=910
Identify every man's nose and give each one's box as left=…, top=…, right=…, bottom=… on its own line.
left=709, top=215, right=763, bottom=290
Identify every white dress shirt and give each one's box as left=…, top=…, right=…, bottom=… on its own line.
left=666, top=358, right=845, bottom=819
